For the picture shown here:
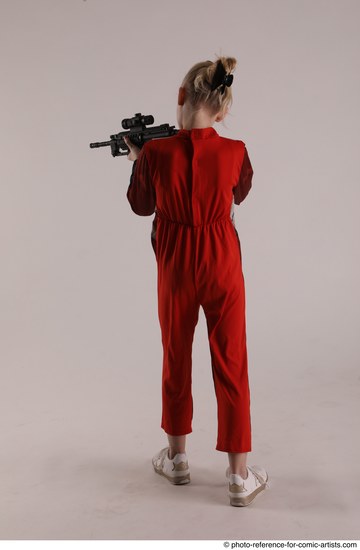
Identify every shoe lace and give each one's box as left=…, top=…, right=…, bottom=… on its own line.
left=248, top=466, right=263, bottom=487
left=157, top=447, right=169, bottom=469
left=228, top=467, right=258, bottom=489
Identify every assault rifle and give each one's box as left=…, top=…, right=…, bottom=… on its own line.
left=89, top=112, right=179, bottom=157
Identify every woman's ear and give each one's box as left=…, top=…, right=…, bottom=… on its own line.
left=178, top=87, right=186, bottom=106
left=215, top=106, right=229, bottom=122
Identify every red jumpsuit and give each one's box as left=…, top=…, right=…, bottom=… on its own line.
left=127, top=126, right=253, bottom=452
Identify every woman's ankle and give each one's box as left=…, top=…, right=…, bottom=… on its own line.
left=228, top=451, right=248, bottom=479
left=168, top=448, right=186, bottom=460
left=230, top=468, right=248, bottom=479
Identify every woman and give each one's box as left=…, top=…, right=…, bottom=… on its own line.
left=124, top=56, right=269, bottom=507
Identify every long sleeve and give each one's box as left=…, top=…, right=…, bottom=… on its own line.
left=126, top=145, right=156, bottom=216
left=233, top=146, right=254, bottom=205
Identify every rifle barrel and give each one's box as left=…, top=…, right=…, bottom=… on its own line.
left=89, top=140, right=112, bottom=148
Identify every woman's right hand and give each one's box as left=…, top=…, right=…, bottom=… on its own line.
left=123, top=135, right=141, bottom=162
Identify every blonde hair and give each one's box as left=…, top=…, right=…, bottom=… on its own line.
left=181, top=55, right=237, bottom=119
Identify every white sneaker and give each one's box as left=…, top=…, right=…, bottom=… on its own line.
left=152, top=446, right=190, bottom=485
left=226, top=465, right=269, bottom=506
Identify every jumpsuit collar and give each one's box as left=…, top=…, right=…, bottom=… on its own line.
left=176, top=127, right=219, bottom=139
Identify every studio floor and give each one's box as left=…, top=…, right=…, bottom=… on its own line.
left=1, top=355, right=359, bottom=540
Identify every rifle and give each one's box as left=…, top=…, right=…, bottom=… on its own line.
left=89, top=112, right=179, bottom=157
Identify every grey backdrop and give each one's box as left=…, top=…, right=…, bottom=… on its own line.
left=1, top=0, right=359, bottom=541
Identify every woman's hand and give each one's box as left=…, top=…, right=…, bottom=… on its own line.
left=123, top=135, right=141, bottom=161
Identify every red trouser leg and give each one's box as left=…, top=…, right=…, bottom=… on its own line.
left=157, top=230, right=200, bottom=436
left=195, top=220, right=252, bottom=453
left=202, top=272, right=252, bottom=453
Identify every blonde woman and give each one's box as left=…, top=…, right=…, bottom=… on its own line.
left=125, top=56, right=269, bottom=507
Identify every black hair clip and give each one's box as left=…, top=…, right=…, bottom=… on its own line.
left=210, top=60, right=234, bottom=94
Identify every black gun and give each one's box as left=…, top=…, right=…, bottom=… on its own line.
left=89, top=112, right=179, bottom=157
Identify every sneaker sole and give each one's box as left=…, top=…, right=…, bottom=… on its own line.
left=229, top=471, right=269, bottom=507
left=152, top=463, right=191, bottom=485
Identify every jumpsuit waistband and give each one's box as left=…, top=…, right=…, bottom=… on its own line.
left=156, top=212, right=231, bottom=228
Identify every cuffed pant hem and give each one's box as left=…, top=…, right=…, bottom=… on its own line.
left=161, top=425, right=192, bottom=436
left=216, top=444, right=252, bottom=453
